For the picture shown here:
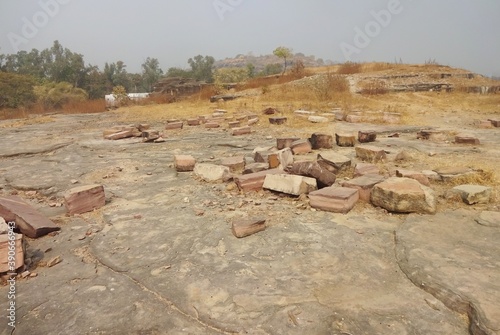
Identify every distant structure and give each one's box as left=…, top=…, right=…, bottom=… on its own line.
left=152, top=77, right=207, bottom=101
left=105, top=93, right=150, bottom=109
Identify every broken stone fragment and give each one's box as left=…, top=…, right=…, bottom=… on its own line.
left=247, top=117, right=259, bottom=126
left=308, top=116, right=328, bottom=123
left=105, top=129, right=137, bottom=140
left=317, top=152, right=351, bottom=173
left=205, top=123, right=220, bottom=129
left=0, top=196, right=60, bottom=238
left=454, top=134, right=480, bottom=145
left=396, top=169, right=431, bottom=186
left=187, top=119, right=201, bottom=126
left=269, top=117, right=287, bottom=125
left=488, top=119, right=500, bottom=127
left=286, top=161, right=337, bottom=188
left=263, top=174, right=317, bottom=196
left=354, top=163, right=380, bottom=177
left=276, top=137, right=300, bottom=150
left=309, top=133, right=333, bottom=149
left=174, top=155, right=196, bottom=172
left=231, top=126, right=251, bottom=136
left=342, top=174, right=386, bottom=202
left=231, top=217, right=266, bottom=238
left=64, top=185, right=106, bottom=216
left=235, top=169, right=284, bottom=192
left=451, top=185, right=492, bottom=205
left=228, top=121, right=241, bottom=128
left=475, top=211, right=500, bottom=227
left=165, top=122, right=184, bottom=130
left=355, top=145, right=387, bottom=162
left=221, top=156, right=245, bottom=173
left=193, top=163, right=231, bottom=182
left=371, top=177, right=436, bottom=214
left=0, top=233, right=24, bottom=273
left=335, top=133, right=356, bottom=147
left=308, top=187, right=359, bottom=213
left=243, top=163, right=269, bottom=174
left=358, top=131, right=377, bottom=143
left=290, top=139, right=312, bottom=155
left=142, top=130, right=161, bottom=142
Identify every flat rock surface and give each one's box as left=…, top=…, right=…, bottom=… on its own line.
left=0, top=113, right=498, bottom=334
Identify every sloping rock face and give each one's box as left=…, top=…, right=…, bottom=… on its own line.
left=396, top=210, right=500, bottom=335
left=371, top=177, right=436, bottom=214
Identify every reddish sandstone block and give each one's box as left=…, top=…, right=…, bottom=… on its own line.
left=234, top=169, right=283, bottom=192
left=308, top=187, right=359, bottom=213
left=291, top=139, right=312, bottom=155
left=0, top=233, right=24, bottom=273
left=64, top=185, right=106, bottom=216
left=342, top=174, right=385, bottom=202
left=354, top=163, right=380, bottom=177
left=231, top=126, right=251, bottom=136
left=232, top=218, right=266, bottom=238
left=174, top=155, right=196, bottom=172
left=221, top=156, right=245, bottom=173
left=165, top=122, right=184, bottom=130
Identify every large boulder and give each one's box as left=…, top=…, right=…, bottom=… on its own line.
left=371, top=177, right=436, bottom=214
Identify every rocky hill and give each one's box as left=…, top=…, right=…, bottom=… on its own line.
left=214, top=52, right=333, bottom=71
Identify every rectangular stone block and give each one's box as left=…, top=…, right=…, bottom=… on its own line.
left=277, top=137, right=300, bottom=150
left=64, top=185, right=106, bottom=216
left=291, top=139, right=312, bottom=155
left=231, top=126, right=251, bottom=136
left=287, top=161, right=337, bottom=188
left=308, top=187, right=359, bottom=213
left=221, top=156, right=245, bottom=173
left=228, top=121, right=241, bottom=128
left=193, top=164, right=231, bottom=182
left=205, top=123, right=220, bottom=129
left=342, top=174, right=385, bottom=202
left=174, top=155, right=196, bottom=172
left=0, top=196, right=60, bottom=238
left=310, top=133, right=333, bottom=149
left=488, top=119, right=500, bottom=127
left=248, top=118, right=259, bottom=126
left=455, top=135, right=480, bottom=145
left=235, top=169, right=283, bottom=192
left=355, top=145, right=387, bottom=162
left=232, top=218, right=266, bottom=238
left=317, top=152, right=352, bottom=173
left=187, top=119, right=201, bottom=126
left=0, top=233, right=24, bottom=273
left=263, top=174, right=317, bottom=196
left=358, top=131, right=377, bottom=143
left=243, top=163, right=269, bottom=174
left=105, top=129, right=137, bottom=140
left=336, top=133, right=356, bottom=147
left=165, top=122, right=184, bottom=130
left=354, top=163, right=380, bottom=177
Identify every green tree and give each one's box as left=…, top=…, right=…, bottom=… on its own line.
left=260, top=63, right=283, bottom=76
left=0, top=72, right=36, bottom=108
left=141, top=57, right=163, bottom=92
left=188, top=55, right=215, bottom=82
left=273, top=46, right=293, bottom=75
left=165, top=67, right=192, bottom=78
left=82, top=65, right=109, bottom=99
left=246, top=63, right=256, bottom=78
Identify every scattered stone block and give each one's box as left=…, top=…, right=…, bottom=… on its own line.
left=358, top=131, right=377, bottom=143
left=417, top=130, right=446, bottom=141
left=235, top=169, right=283, bottom=192
left=310, top=133, right=333, bottom=149
left=174, top=155, right=196, bottom=172
left=243, top=163, right=269, bottom=174
left=236, top=115, right=248, bottom=122
left=105, top=129, right=137, bottom=140
left=455, top=134, right=480, bottom=145
left=355, top=145, right=387, bottom=162
left=291, top=139, right=312, bottom=155
left=342, top=174, right=385, bottom=202
left=451, top=185, right=492, bottom=205
left=221, top=156, right=245, bottom=173
left=276, top=148, right=294, bottom=169
left=475, top=211, right=500, bottom=227
left=478, top=120, right=493, bottom=129
left=0, top=196, right=60, bottom=238
left=263, top=108, right=278, bottom=115
left=286, top=161, right=337, bottom=188
left=64, top=184, right=106, bottom=216
left=346, top=115, right=363, bottom=123
left=267, top=153, right=280, bottom=169
left=187, top=119, right=201, bottom=126
left=308, top=116, right=328, bottom=123
left=388, top=132, right=400, bottom=138
left=309, top=187, right=359, bottom=213
left=354, top=163, right=380, bottom=177
left=395, top=150, right=411, bottom=162
left=269, top=117, right=287, bottom=125
left=136, top=124, right=150, bottom=132
left=277, top=137, right=300, bottom=150
left=205, top=122, right=220, bottom=129
left=142, top=130, right=161, bottom=143
left=396, top=169, right=431, bottom=186
left=228, top=121, right=241, bottom=128
left=335, top=133, right=356, bottom=147
left=166, top=119, right=181, bottom=123
left=421, top=170, right=441, bottom=181
left=263, top=174, right=317, bottom=196
left=371, top=177, right=436, bottom=214
left=433, top=167, right=476, bottom=182
left=165, top=122, right=184, bottom=130
left=231, top=217, right=266, bottom=238
left=0, top=233, right=24, bottom=273
left=193, top=164, right=231, bottom=182
left=231, top=126, right=251, bottom=136
left=254, top=150, right=274, bottom=164
left=247, top=117, right=259, bottom=126
left=489, top=119, right=500, bottom=127
left=103, top=126, right=135, bottom=138
left=317, top=152, right=351, bottom=173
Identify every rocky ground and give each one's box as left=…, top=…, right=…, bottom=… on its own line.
left=0, top=108, right=499, bottom=335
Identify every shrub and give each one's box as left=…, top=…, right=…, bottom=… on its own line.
left=35, top=82, right=88, bottom=109
left=0, top=72, right=37, bottom=109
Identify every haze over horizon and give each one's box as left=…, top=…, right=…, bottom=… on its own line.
left=1, top=0, right=499, bottom=77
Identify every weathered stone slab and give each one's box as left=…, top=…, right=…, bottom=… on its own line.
left=358, top=131, right=377, bottom=143
left=231, top=126, right=251, bottom=136
left=247, top=117, right=259, bottom=126
left=451, top=185, right=492, bottom=205
left=105, top=129, right=137, bottom=140
left=396, top=169, right=431, bottom=186
left=193, top=164, right=231, bottom=182
left=346, top=114, right=363, bottom=123
left=455, top=134, right=480, bottom=145
left=310, top=133, right=333, bottom=149
left=235, top=169, right=283, bottom=192
left=475, top=211, right=500, bottom=227
left=317, top=152, right=351, bottom=172
left=286, top=161, right=337, bottom=188
left=488, top=118, right=500, bottom=127
left=275, top=148, right=294, bottom=169
left=142, top=130, right=161, bottom=143
left=335, top=133, right=356, bottom=147
left=187, top=119, right=201, bottom=126
left=221, top=156, right=245, bottom=173
left=276, top=137, right=300, bottom=150
left=308, top=187, right=359, bottom=213
left=269, top=117, right=287, bottom=125
left=308, top=116, right=328, bottom=123
left=165, top=122, right=184, bottom=130
left=64, top=184, right=106, bottom=215
left=0, top=233, right=24, bottom=273
left=243, top=163, right=269, bottom=174
left=228, top=121, right=241, bottom=128
left=371, top=177, right=436, bottom=214
left=417, top=129, right=446, bottom=141
left=342, top=174, right=385, bottom=202
left=433, top=167, right=476, bottom=182
left=291, top=139, right=312, bottom=155
left=0, top=196, right=60, bottom=238
left=354, top=163, right=380, bottom=177
left=263, top=174, right=317, bottom=196
left=231, top=218, right=266, bottom=238
left=174, top=155, right=196, bottom=172
left=355, top=145, right=387, bottom=162
left=205, top=123, right=220, bottom=129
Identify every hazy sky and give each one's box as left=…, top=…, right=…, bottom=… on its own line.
left=0, top=0, right=499, bottom=76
